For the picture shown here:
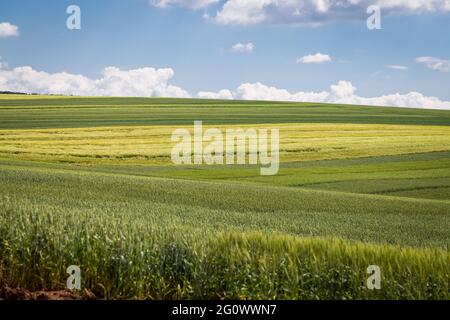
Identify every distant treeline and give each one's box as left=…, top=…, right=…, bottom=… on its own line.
left=0, top=91, right=36, bottom=95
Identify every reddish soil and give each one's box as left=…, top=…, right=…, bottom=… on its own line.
left=0, top=274, right=96, bottom=300
left=0, top=285, right=97, bottom=300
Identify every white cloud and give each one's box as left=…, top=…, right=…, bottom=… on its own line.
left=297, top=53, right=331, bottom=64
left=214, top=0, right=450, bottom=26
left=416, top=56, right=450, bottom=72
left=236, top=82, right=329, bottom=102
left=0, top=22, right=19, bottom=38
left=151, top=0, right=218, bottom=10
left=387, top=65, right=408, bottom=70
left=330, top=80, right=356, bottom=100
left=198, top=89, right=234, bottom=99
left=0, top=65, right=190, bottom=98
left=231, top=42, right=254, bottom=53
left=197, top=80, right=450, bottom=110
left=1, top=61, right=448, bottom=110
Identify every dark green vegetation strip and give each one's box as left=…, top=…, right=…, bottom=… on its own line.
left=1, top=97, right=450, bottom=129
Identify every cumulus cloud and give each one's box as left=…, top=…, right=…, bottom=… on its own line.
left=198, top=89, right=234, bottom=99
left=0, top=22, right=19, bottom=38
left=0, top=65, right=190, bottom=98
left=213, top=0, right=450, bottom=26
left=235, top=82, right=329, bottom=102
left=151, top=0, right=218, bottom=10
left=416, top=56, right=450, bottom=72
left=231, top=42, right=254, bottom=53
left=297, top=53, right=331, bottom=64
left=198, top=80, right=450, bottom=110
left=1, top=61, right=448, bottom=110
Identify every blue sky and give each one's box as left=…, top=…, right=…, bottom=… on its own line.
left=0, top=0, right=449, bottom=108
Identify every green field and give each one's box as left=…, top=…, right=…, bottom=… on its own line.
left=0, top=95, right=449, bottom=299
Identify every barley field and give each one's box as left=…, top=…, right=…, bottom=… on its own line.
left=0, top=95, right=449, bottom=299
